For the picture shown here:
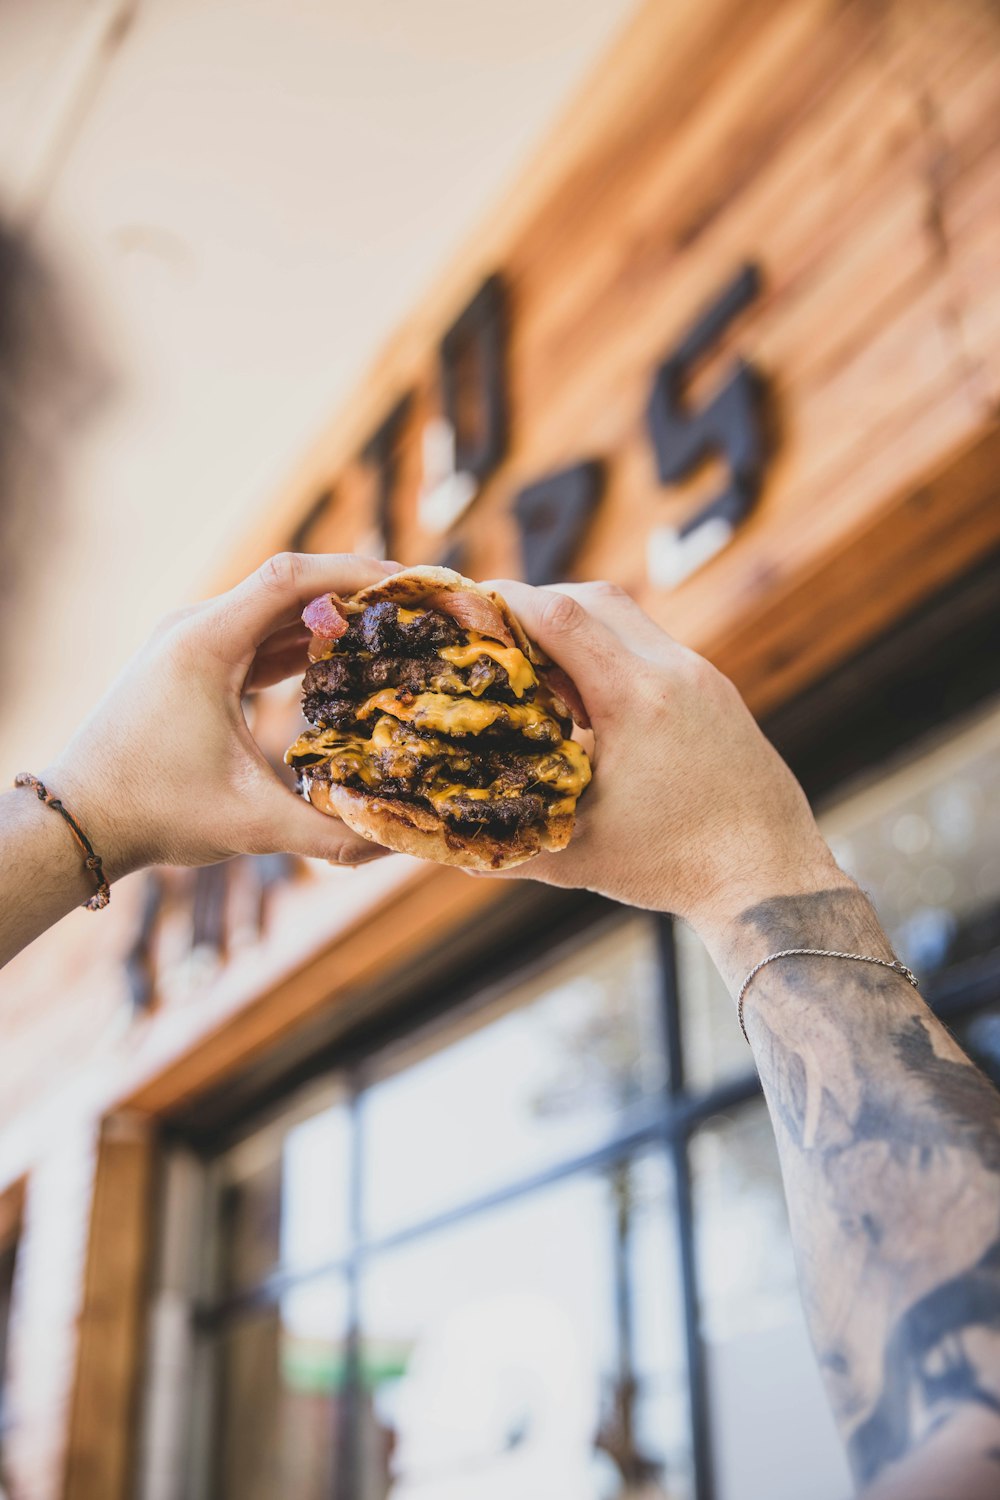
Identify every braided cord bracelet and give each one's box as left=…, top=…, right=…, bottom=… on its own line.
left=737, top=947, right=919, bottom=1043
left=14, top=773, right=111, bottom=911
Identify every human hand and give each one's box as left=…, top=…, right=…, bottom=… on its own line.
left=486, top=580, right=850, bottom=941
left=44, top=552, right=399, bottom=879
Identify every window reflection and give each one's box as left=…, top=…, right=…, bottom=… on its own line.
left=214, top=1276, right=347, bottom=1500
left=360, top=1158, right=691, bottom=1500
left=675, top=919, right=747, bottom=1092
left=819, top=697, right=1000, bottom=973
left=680, top=697, right=1000, bottom=1087
left=691, top=1103, right=850, bottom=1500
left=623, top=1154, right=697, bottom=1499
left=363, top=917, right=666, bottom=1239
left=216, top=1081, right=349, bottom=1293
left=955, top=1007, right=1000, bottom=1092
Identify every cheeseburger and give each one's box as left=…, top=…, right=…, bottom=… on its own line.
left=284, top=566, right=591, bottom=870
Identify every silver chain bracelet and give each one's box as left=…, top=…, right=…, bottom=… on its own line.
left=737, top=948, right=919, bottom=1043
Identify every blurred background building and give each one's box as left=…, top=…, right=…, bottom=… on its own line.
left=0, top=2, right=999, bottom=1499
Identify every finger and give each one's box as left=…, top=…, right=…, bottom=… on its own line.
left=544, top=580, right=677, bottom=661
left=256, top=620, right=313, bottom=655
left=245, top=622, right=313, bottom=690
left=467, top=848, right=578, bottom=888
left=201, top=553, right=402, bottom=662
left=245, top=643, right=312, bottom=691
left=483, top=579, right=624, bottom=703
left=254, top=780, right=391, bottom=865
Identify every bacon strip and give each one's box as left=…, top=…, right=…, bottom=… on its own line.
left=543, top=666, right=591, bottom=729
left=423, top=588, right=515, bottom=648
left=302, top=593, right=348, bottom=639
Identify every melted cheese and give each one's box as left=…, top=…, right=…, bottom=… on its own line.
left=284, top=726, right=343, bottom=763
left=286, top=709, right=591, bottom=817
left=395, top=607, right=426, bottom=623
left=426, top=668, right=472, bottom=697
left=368, top=715, right=412, bottom=751
left=330, top=748, right=381, bottom=788
left=527, top=742, right=592, bottom=796
left=369, top=715, right=474, bottom=765
left=426, top=783, right=492, bottom=811
left=359, top=690, right=560, bottom=741
left=425, top=750, right=589, bottom=812
left=285, top=728, right=380, bottom=786
left=285, top=716, right=478, bottom=787
left=438, top=635, right=537, bottom=698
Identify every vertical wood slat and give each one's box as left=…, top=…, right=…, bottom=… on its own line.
left=62, top=1115, right=155, bottom=1500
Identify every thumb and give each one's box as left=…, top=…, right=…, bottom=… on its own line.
left=252, top=779, right=389, bottom=865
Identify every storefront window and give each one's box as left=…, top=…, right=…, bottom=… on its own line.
left=691, top=1104, right=850, bottom=1500
left=679, top=697, right=1000, bottom=1088
left=363, top=917, right=666, bottom=1239
left=820, top=698, right=1000, bottom=974
left=189, top=696, right=1000, bottom=1500
left=214, top=1276, right=348, bottom=1500
left=676, top=920, right=747, bottom=1092
left=215, top=1081, right=350, bottom=1294
left=625, top=1152, right=698, bottom=1499
left=360, top=1153, right=691, bottom=1500
left=196, top=918, right=693, bottom=1500
left=956, top=1007, right=1000, bottom=1092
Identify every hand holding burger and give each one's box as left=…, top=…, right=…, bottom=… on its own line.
left=36, top=553, right=407, bottom=882
left=476, top=578, right=846, bottom=955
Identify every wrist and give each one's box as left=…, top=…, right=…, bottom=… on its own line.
left=40, top=756, right=143, bottom=885
left=6, top=783, right=99, bottom=910
left=699, top=881, right=903, bottom=1041
left=682, top=849, right=862, bottom=991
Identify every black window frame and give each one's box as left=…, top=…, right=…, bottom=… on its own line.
left=173, top=540, right=1000, bottom=1500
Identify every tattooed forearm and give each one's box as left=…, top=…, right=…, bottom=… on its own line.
left=732, top=887, right=1000, bottom=1495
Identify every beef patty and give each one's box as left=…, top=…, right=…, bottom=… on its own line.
left=302, top=651, right=515, bottom=726
left=295, top=600, right=580, bottom=840
left=340, top=600, right=463, bottom=656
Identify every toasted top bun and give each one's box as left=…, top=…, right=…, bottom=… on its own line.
left=348, top=565, right=528, bottom=645
left=297, top=567, right=589, bottom=871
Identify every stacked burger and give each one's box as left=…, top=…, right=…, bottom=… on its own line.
left=284, top=567, right=591, bottom=870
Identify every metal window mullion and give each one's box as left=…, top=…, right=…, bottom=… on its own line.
left=335, top=1075, right=366, bottom=1500
left=655, top=914, right=715, bottom=1500
left=670, top=1127, right=714, bottom=1500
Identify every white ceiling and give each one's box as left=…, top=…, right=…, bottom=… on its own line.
left=0, top=0, right=635, bottom=770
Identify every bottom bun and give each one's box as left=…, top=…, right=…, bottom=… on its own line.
left=305, top=779, right=574, bottom=872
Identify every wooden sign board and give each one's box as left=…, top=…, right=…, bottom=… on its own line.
left=229, top=0, right=1000, bottom=718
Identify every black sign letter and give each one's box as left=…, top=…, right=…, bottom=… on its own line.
left=440, top=274, right=507, bottom=482
left=362, top=393, right=412, bottom=556
left=513, top=460, right=604, bottom=586
left=645, top=263, right=765, bottom=586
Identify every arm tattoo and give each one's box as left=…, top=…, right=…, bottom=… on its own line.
left=736, top=890, right=1000, bottom=1489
